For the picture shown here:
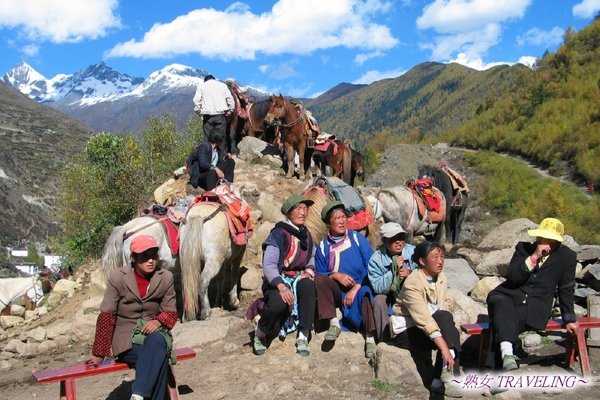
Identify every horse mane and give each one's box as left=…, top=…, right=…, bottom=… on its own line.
left=303, top=186, right=329, bottom=244
left=250, top=98, right=273, bottom=118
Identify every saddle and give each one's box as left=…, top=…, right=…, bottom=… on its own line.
left=409, top=178, right=445, bottom=223
left=136, top=207, right=181, bottom=256
left=191, top=183, right=254, bottom=246
left=436, top=161, right=469, bottom=207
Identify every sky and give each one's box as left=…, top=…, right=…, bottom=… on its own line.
left=1, top=0, right=599, bottom=98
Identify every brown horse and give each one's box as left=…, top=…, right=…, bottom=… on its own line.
left=227, top=97, right=276, bottom=153
left=312, top=141, right=366, bottom=186
left=350, top=148, right=365, bottom=186
left=264, top=94, right=311, bottom=180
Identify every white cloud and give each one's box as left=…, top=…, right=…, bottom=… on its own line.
left=417, top=0, right=532, bottom=64
left=573, top=0, right=600, bottom=18
left=449, top=53, right=537, bottom=70
left=258, top=64, right=270, bottom=74
left=0, top=0, right=121, bottom=43
left=516, top=27, right=564, bottom=47
left=106, top=0, right=398, bottom=60
left=21, top=43, right=39, bottom=56
left=354, top=50, right=384, bottom=65
left=352, top=67, right=406, bottom=84
left=517, top=55, right=537, bottom=68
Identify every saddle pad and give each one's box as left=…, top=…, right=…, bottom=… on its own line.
left=327, top=177, right=365, bottom=212
left=411, top=190, right=446, bottom=223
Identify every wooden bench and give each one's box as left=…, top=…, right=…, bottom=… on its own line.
left=460, top=316, right=600, bottom=377
left=33, top=347, right=196, bottom=400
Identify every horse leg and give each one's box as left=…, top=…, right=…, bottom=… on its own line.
left=297, top=140, right=307, bottom=180
left=226, top=245, right=244, bottom=309
left=284, top=142, right=295, bottom=179
left=454, top=202, right=468, bottom=244
left=198, top=251, right=227, bottom=320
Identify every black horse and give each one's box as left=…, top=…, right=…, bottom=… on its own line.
left=418, top=164, right=469, bottom=244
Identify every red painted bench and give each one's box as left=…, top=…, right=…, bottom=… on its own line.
left=33, top=347, right=196, bottom=400
left=460, top=316, right=600, bottom=377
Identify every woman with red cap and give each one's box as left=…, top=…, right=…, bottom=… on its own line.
left=86, top=235, right=178, bottom=400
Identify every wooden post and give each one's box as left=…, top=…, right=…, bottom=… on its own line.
left=587, top=294, right=600, bottom=345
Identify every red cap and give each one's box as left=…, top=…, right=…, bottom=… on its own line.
left=130, top=235, right=159, bottom=254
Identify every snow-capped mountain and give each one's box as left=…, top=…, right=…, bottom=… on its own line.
left=2, top=62, right=270, bottom=133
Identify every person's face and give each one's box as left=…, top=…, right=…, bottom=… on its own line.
left=536, top=237, right=560, bottom=254
left=385, top=234, right=406, bottom=256
left=419, top=247, right=444, bottom=277
left=133, top=248, right=159, bottom=276
left=328, top=209, right=348, bottom=236
left=288, top=203, right=308, bottom=226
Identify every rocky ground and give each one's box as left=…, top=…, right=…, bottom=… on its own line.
left=0, top=140, right=598, bottom=400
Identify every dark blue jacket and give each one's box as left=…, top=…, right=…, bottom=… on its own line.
left=187, top=142, right=223, bottom=188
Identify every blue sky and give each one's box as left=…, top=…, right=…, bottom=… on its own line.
left=1, top=0, right=599, bottom=98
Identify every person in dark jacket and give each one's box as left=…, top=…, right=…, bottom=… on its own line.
left=187, top=132, right=235, bottom=191
left=486, top=217, right=578, bottom=371
left=254, top=194, right=317, bottom=356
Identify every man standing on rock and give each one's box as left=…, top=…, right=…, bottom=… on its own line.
left=193, top=74, right=235, bottom=152
left=486, top=217, right=578, bottom=371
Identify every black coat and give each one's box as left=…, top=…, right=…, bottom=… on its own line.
left=490, top=241, right=577, bottom=330
left=187, top=142, right=224, bottom=188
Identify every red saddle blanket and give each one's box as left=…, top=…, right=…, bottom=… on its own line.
left=314, top=139, right=339, bottom=154
left=137, top=212, right=180, bottom=256
left=192, top=185, right=254, bottom=246
left=410, top=188, right=446, bottom=223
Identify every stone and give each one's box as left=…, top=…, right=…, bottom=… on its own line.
left=239, top=181, right=260, bottom=196
left=37, top=340, right=59, bottom=354
left=27, top=326, right=46, bottom=342
left=20, top=342, right=38, bottom=358
left=0, top=360, right=11, bottom=370
left=0, top=316, right=24, bottom=330
left=445, top=288, right=487, bottom=327
left=374, top=342, right=423, bottom=385
left=477, top=218, right=537, bottom=250
left=89, top=269, right=107, bottom=293
left=45, top=292, right=65, bottom=309
left=37, top=306, right=48, bottom=315
left=9, top=304, right=26, bottom=317
left=237, top=136, right=269, bottom=161
left=171, top=316, right=247, bottom=348
left=81, top=296, right=103, bottom=314
left=456, top=247, right=485, bottom=269
left=3, top=338, right=24, bottom=353
left=471, top=276, right=505, bottom=303
left=46, top=322, right=73, bottom=340
left=52, top=279, right=81, bottom=297
left=522, top=333, right=542, bottom=349
left=475, top=248, right=514, bottom=277
left=257, top=192, right=284, bottom=223
left=240, top=266, right=263, bottom=291
left=577, top=245, right=600, bottom=263
left=24, top=310, right=38, bottom=321
left=250, top=209, right=263, bottom=223
left=444, top=258, right=480, bottom=295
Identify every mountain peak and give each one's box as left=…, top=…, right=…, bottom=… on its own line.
left=2, top=62, right=48, bottom=101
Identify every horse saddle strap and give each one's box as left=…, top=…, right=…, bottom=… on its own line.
left=202, top=205, right=226, bottom=223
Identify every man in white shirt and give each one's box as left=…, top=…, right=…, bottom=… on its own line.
left=193, top=74, right=235, bottom=151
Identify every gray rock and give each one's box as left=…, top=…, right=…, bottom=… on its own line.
left=374, top=342, right=423, bottom=385
left=52, top=279, right=81, bottom=297
left=478, top=218, right=537, bottom=250
left=240, top=266, right=263, bottom=291
left=172, top=316, right=247, bottom=348
left=89, top=269, right=107, bottom=293
left=475, top=248, right=513, bottom=276
left=562, top=235, right=580, bottom=253
left=20, top=342, right=38, bottom=358
left=471, top=276, right=505, bottom=303
left=9, top=304, right=25, bottom=317
left=81, top=296, right=103, bottom=314
left=578, top=245, right=600, bottom=263
left=0, top=351, right=14, bottom=360
left=522, top=333, right=542, bottom=349
left=456, top=247, right=484, bottom=268
left=0, top=360, right=11, bottom=370
left=27, top=326, right=46, bottom=343
left=37, top=340, right=58, bottom=354
left=575, top=286, right=597, bottom=299
left=588, top=263, right=600, bottom=280
left=0, top=316, right=24, bottom=330
left=3, top=338, right=24, bottom=354
left=46, top=322, right=73, bottom=340
left=45, top=291, right=65, bottom=309
left=444, top=258, right=480, bottom=295
left=237, top=136, right=268, bottom=161
left=257, top=192, right=284, bottom=223
left=445, top=288, right=487, bottom=328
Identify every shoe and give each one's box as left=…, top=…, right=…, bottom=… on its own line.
left=365, top=342, right=376, bottom=358
left=130, top=395, right=143, bottom=400
left=253, top=335, right=267, bottom=356
left=296, top=338, right=310, bottom=357
left=502, top=354, right=518, bottom=371
left=324, top=325, right=341, bottom=341
left=439, top=369, right=463, bottom=398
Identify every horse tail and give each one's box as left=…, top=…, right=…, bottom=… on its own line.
left=179, top=214, right=204, bottom=321
left=303, top=186, right=329, bottom=244
left=101, top=224, right=127, bottom=279
left=341, top=144, right=352, bottom=184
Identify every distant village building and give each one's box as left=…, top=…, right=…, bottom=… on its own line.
left=44, top=254, right=63, bottom=273
left=14, top=263, right=41, bottom=276
left=10, top=247, right=28, bottom=258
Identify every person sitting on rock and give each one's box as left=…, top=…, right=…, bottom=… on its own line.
left=85, top=235, right=178, bottom=400
left=187, top=132, right=235, bottom=191
left=367, top=222, right=417, bottom=342
left=314, top=200, right=377, bottom=358
left=253, top=194, right=317, bottom=357
left=391, top=241, right=463, bottom=398
left=486, top=217, right=577, bottom=371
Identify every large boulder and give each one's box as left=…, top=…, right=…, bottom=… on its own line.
left=477, top=218, right=536, bottom=250
left=444, top=258, right=479, bottom=295
left=52, top=279, right=82, bottom=297
left=471, top=276, right=505, bottom=303
left=475, top=248, right=513, bottom=276
left=374, top=342, right=423, bottom=385
left=237, top=136, right=269, bottom=161
left=257, top=193, right=284, bottom=223
left=445, top=288, right=487, bottom=327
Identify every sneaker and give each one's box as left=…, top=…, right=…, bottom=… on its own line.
left=365, top=342, right=376, bottom=359
left=253, top=335, right=267, bottom=356
left=130, top=395, right=143, bottom=400
left=324, top=325, right=341, bottom=341
left=296, top=338, right=310, bottom=357
left=439, top=369, right=463, bottom=398
left=502, top=354, right=518, bottom=371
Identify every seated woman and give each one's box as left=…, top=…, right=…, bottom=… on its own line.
left=367, top=222, right=417, bottom=342
left=253, top=194, right=317, bottom=357
left=85, top=235, right=178, bottom=400
left=314, top=200, right=377, bottom=358
left=392, top=241, right=462, bottom=398
left=187, top=132, right=235, bottom=191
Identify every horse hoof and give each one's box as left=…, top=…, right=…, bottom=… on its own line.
left=229, top=299, right=240, bottom=310
left=199, top=310, right=212, bottom=320
left=285, top=174, right=293, bottom=179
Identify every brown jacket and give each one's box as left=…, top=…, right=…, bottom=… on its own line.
left=393, top=268, right=448, bottom=336
left=100, top=265, right=176, bottom=356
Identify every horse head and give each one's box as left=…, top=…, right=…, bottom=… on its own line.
left=351, top=149, right=365, bottom=179
left=264, top=94, right=286, bottom=125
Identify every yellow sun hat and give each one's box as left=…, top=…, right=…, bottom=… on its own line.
left=527, top=218, right=564, bottom=242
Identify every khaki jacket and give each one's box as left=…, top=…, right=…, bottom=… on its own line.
left=393, top=268, right=448, bottom=336
left=100, top=265, right=176, bottom=356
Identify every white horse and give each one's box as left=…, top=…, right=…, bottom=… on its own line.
left=360, top=186, right=446, bottom=241
left=0, top=277, right=44, bottom=314
left=178, top=202, right=246, bottom=321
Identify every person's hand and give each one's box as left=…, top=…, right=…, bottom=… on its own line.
left=332, top=272, right=355, bottom=288
left=85, top=356, right=104, bottom=368
left=141, top=319, right=161, bottom=335
left=534, top=243, right=552, bottom=258
left=214, top=167, right=225, bottom=179
left=398, top=267, right=410, bottom=279
left=344, top=285, right=360, bottom=307
left=278, top=284, right=294, bottom=305
left=442, top=348, right=455, bottom=372
left=224, top=152, right=232, bottom=160
left=301, top=270, right=315, bottom=281
left=565, top=321, right=579, bottom=335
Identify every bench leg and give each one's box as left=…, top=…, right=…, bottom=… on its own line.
left=59, top=379, right=76, bottom=400
left=565, top=328, right=591, bottom=378
left=478, top=331, right=491, bottom=369
left=167, top=365, right=179, bottom=400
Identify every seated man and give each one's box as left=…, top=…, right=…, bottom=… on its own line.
left=486, top=217, right=577, bottom=371
left=187, top=132, right=235, bottom=191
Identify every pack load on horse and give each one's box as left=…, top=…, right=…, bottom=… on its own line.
left=360, top=184, right=447, bottom=242
left=407, top=177, right=446, bottom=223
left=179, top=182, right=251, bottom=321
left=312, top=134, right=366, bottom=186
left=0, top=276, right=47, bottom=315
left=265, top=94, right=318, bottom=180
left=303, top=176, right=376, bottom=246
left=418, top=162, right=469, bottom=244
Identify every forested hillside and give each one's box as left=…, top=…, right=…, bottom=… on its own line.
left=445, top=17, right=600, bottom=186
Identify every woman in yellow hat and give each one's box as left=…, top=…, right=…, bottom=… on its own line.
left=486, top=218, right=578, bottom=371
